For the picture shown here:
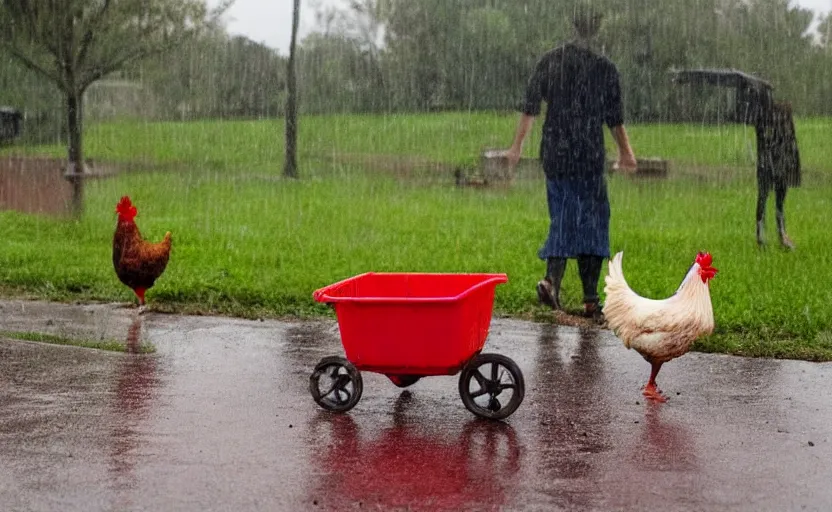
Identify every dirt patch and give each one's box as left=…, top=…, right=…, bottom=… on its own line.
left=329, top=152, right=752, bottom=187
left=328, top=153, right=465, bottom=184
left=0, top=156, right=118, bottom=217
left=670, top=162, right=755, bottom=184
left=0, top=156, right=73, bottom=216
left=329, top=152, right=532, bottom=190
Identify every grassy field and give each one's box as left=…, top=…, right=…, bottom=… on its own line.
left=2, top=112, right=832, bottom=360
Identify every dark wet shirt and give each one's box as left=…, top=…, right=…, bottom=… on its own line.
left=521, top=43, right=624, bottom=178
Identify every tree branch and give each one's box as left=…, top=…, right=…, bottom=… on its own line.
left=0, top=42, right=65, bottom=90
left=80, top=52, right=144, bottom=88
left=80, top=36, right=179, bottom=90
left=210, top=0, right=236, bottom=20
left=1, top=1, right=61, bottom=60
left=79, top=19, right=203, bottom=90
left=76, top=0, right=112, bottom=68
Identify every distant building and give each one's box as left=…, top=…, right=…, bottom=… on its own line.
left=0, top=107, right=23, bottom=142
left=84, top=80, right=158, bottom=121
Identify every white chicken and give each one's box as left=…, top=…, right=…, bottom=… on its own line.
left=603, top=252, right=717, bottom=402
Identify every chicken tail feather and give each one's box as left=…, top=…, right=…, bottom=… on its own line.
left=604, top=252, right=632, bottom=297
left=603, top=252, right=637, bottom=348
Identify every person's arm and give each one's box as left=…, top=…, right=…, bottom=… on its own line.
left=506, top=114, right=535, bottom=167
left=506, top=57, right=546, bottom=168
left=604, top=66, right=637, bottom=172
left=610, top=124, right=636, bottom=171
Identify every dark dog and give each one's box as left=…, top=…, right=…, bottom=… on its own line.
left=754, top=101, right=801, bottom=249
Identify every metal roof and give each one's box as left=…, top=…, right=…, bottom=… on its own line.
left=0, top=106, right=22, bottom=116
left=669, top=68, right=773, bottom=91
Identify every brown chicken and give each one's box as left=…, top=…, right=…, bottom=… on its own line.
left=113, top=196, right=172, bottom=309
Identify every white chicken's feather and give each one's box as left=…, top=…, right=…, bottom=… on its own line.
left=603, top=252, right=715, bottom=363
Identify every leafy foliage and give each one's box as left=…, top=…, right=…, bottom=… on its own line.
left=296, top=0, right=832, bottom=118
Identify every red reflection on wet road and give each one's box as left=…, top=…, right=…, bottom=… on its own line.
left=306, top=392, right=522, bottom=511
left=108, top=316, right=160, bottom=481
left=629, top=402, right=697, bottom=472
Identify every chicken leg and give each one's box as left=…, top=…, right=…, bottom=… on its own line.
left=134, top=287, right=147, bottom=315
left=642, top=361, right=667, bottom=403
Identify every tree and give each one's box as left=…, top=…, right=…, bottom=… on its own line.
left=135, top=23, right=230, bottom=121
left=219, top=36, right=285, bottom=118
left=307, top=0, right=390, bottom=112
left=141, top=32, right=286, bottom=120
left=0, top=0, right=231, bottom=216
left=298, top=32, right=386, bottom=113
left=383, top=0, right=457, bottom=109
left=0, top=52, right=63, bottom=144
left=819, top=12, right=832, bottom=50
left=284, top=0, right=300, bottom=178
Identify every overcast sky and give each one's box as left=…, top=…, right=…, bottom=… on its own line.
left=209, top=0, right=832, bottom=55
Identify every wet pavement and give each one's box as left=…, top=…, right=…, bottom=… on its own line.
left=1, top=300, right=831, bottom=512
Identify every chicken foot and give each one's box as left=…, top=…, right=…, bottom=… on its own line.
left=129, top=288, right=148, bottom=314
left=642, top=361, right=667, bottom=403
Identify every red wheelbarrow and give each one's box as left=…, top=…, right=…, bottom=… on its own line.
left=309, top=272, right=525, bottom=420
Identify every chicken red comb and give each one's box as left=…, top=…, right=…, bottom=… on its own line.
left=696, top=252, right=717, bottom=283
left=695, top=252, right=712, bottom=268
left=115, top=196, right=137, bottom=221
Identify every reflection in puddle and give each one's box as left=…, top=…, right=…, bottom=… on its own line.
left=528, top=325, right=613, bottom=508
left=306, top=392, right=522, bottom=510
left=534, top=326, right=613, bottom=455
left=284, top=322, right=341, bottom=378
left=108, top=316, right=160, bottom=491
left=629, top=402, right=698, bottom=472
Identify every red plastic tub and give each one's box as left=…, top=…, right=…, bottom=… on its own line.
left=313, top=272, right=507, bottom=375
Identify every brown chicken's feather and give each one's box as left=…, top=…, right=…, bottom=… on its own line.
left=113, top=222, right=172, bottom=292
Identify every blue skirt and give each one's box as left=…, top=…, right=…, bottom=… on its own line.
left=538, top=172, right=610, bottom=259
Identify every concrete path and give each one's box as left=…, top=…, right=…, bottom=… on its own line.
left=1, top=300, right=830, bottom=511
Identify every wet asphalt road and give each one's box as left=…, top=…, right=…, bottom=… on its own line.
left=1, top=300, right=831, bottom=512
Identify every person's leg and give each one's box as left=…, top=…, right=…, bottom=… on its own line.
left=537, top=257, right=566, bottom=309
left=577, top=255, right=604, bottom=320
left=537, top=176, right=567, bottom=309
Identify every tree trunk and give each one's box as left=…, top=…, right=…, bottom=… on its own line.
left=66, top=89, right=85, bottom=217
left=283, top=0, right=301, bottom=179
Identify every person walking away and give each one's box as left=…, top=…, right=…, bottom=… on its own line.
left=504, top=2, right=637, bottom=322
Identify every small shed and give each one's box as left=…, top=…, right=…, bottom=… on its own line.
left=669, top=68, right=774, bottom=125
left=0, top=107, right=23, bottom=142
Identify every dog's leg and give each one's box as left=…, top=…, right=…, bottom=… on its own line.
left=756, top=178, right=769, bottom=247
left=775, top=180, right=794, bottom=250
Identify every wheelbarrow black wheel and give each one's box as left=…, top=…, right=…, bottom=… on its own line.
left=309, top=356, right=363, bottom=413
left=459, top=353, right=525, bottom=420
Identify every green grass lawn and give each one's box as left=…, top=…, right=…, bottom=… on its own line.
left=2, top=112, right=832, bottom=360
